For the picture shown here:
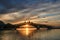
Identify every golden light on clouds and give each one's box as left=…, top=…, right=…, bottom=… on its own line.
left=0, top=2, right=60, bottom=27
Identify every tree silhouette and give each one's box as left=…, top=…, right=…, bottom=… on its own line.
left=0, top=20, right=6, bottom=30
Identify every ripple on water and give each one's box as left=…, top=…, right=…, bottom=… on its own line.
left=0, top=29, right=60, bottom=40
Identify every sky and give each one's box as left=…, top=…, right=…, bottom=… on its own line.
left=0, top=0, right=60, bottom=26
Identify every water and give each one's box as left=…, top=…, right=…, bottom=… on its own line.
left=0, top=29, right=60, bottom=40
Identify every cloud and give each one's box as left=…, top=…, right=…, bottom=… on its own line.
left=0, top=0, right=60, bottom=26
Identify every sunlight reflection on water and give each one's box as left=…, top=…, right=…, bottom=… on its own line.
left=0, top=29, right=60, bottom=40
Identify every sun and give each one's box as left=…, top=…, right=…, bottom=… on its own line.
left=16, top=24, right=36, bottom=36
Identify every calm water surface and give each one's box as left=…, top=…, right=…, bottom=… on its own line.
left=0, top=29, right=60, bottom=40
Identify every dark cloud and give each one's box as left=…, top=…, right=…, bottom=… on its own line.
left=0, top=0, right=60, bottom=14
left=0, top=0, right=27, bottom=14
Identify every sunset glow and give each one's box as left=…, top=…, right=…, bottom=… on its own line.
left=16, top=24, right=36, bottom=36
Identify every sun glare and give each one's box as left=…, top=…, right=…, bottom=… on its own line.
left=16, top=24, right=36, bottom=36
